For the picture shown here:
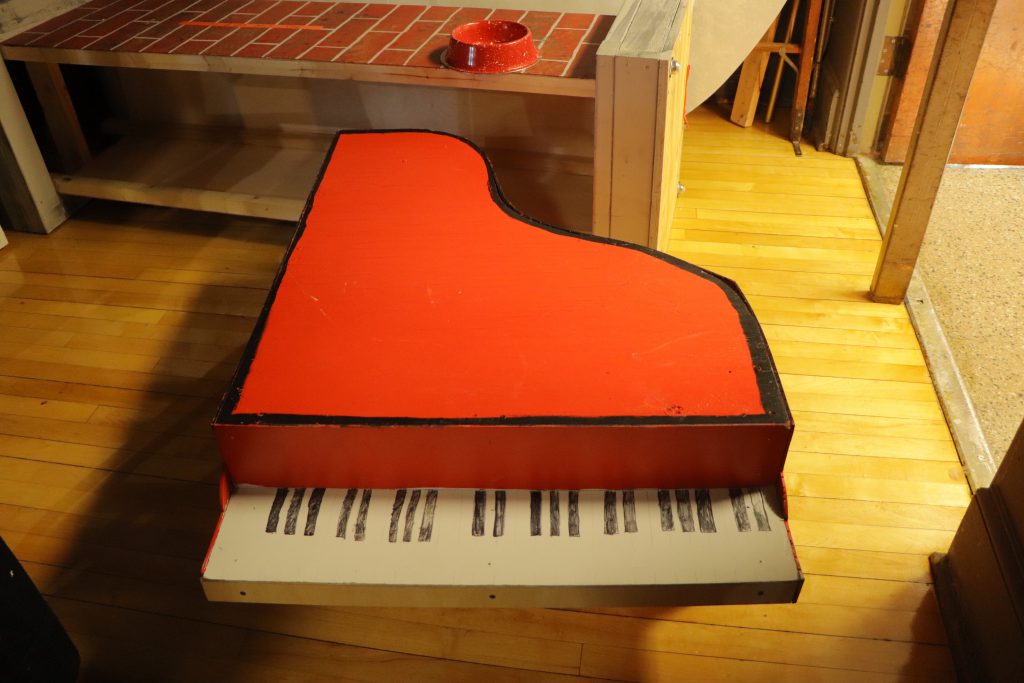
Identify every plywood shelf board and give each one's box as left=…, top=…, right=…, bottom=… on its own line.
left=52, top=129, right=594, bottom=224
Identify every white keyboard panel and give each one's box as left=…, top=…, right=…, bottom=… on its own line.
left=203, top=485, right=802, bottom=607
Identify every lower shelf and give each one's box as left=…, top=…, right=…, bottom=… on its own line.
left=53, top=131, right=328, bottom=221
left=54, top=129, right=596, bottom=229
left=202, top=484, right=803, bottom=607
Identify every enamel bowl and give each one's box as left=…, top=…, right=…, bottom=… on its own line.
left=444, top=20, right=539, bottom=74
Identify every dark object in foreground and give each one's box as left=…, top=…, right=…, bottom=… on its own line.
left=0, top=535, right=79, bottom=683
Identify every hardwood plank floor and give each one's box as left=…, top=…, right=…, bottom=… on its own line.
left=0, top=105, right=967, bottom=681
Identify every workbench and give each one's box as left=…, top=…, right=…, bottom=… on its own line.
left=0, top=0, right=694, bottom=251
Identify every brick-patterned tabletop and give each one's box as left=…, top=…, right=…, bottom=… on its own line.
left=4, top=1, right=614, bottom=79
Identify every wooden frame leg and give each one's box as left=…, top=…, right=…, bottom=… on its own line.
left=870, top=0, right=997, bottom=303
left=729, top=42, right=771, bottom=128
left=25, top=62, right=90, bottom=173
left=0, top=59, right=67, bottom=234
left=789, top=0, right=823, bottom=154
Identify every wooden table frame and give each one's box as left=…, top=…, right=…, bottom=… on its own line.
left=0, top=0, right=693, bottom=252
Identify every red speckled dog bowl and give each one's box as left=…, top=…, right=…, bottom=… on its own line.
left=444, top=20, right=539, bottom=74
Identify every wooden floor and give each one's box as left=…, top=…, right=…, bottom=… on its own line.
left=0, top=106, right=969, bottom=681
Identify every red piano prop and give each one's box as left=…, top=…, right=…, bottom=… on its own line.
left=203, top=131, right=801, bottom=607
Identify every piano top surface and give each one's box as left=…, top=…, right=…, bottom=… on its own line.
left=220, top=131, right=788, bottom=425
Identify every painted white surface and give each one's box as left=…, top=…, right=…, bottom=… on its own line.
left=206, top=485, right=799, bottom=599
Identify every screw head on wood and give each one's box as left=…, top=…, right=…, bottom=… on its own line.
left=671, top=58, right=682, bottom=73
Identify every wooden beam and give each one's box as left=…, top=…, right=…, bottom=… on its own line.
left=1, top=45, right=595, bottom=99
left=593, top=0, right=691, bottom=248
left=750, top=42, right=801, bottom=54
left=730, top=25, right=776, bottom=128
left=25, top=62, right=90, bottom=172
left=789, top=0, right=823, bottom=149
left=870, top=0, right=998, bottom=303
left=0, top=59, right=66, bottom=233
left=52, top=174, right=305, bottom=222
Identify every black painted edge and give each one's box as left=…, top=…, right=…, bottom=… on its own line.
left=213, top=129, right=792, bottom=430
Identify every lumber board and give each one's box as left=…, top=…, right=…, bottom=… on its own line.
left=785, top=472, right=970, bottom=507
left=2, top=44, right=595, bottom=98
left=871, top=0, right=999, bottom=302
left=678, top=229, right=881, bottom=253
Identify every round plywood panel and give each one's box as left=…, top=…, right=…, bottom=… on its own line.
left=686, top=0, right=787, bottom=112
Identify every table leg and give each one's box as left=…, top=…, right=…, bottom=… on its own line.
left=0, top=59, right=66, bottom=233
left=789, top=0, right=823, bottom=155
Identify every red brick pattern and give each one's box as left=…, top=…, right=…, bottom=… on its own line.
left=4, top=0, right=611, bottom=79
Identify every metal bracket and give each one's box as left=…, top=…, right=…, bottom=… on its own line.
left=878, top=35, right=912, bottom=77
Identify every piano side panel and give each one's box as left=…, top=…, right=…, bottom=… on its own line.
left=214, top=421, right=794, bottom=491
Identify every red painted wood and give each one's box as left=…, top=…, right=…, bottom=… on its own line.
left=214, top=132, right=792, bottom=490
left=215, top=423, right=793, bottom=490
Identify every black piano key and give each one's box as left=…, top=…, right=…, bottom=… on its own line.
left=657, top=490, right=675, bottom=531
left=622, top=490, right=638, bottom=533
left=749, top=487, right=772, bottom=531
left=354, top=489, right=371, bottom=541
left=303, top=488, right=326, bottom=536
left=283, top=488, right=305, bottom=535
left=472, top=490, right=486, bottom=537
left=695, top=489, right=717, bottom=533
left=675, top=489, right=695, bottom=532
left=419, top=490, right=438, bottom=542
left=389, top=489, right=407, bottom=543
left=265, top=487, right=289, bottom=533
left=568, top=490, right=580, bottom=537
left=493, top=490, right=506, bottom=537
left=549, top=491, right=560, bottom=536
left=730, top=488, right=751, bottom=532
left=604, top=491, right=618, bottom=535
left=336, top=487, right=358, bottom=538
left=403, top=489, right=421, bottom=542
left=530, top=490, right=542, bottom=536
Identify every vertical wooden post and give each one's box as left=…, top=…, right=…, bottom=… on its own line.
left=0, top=59, right=66, bottom=233
left=870, top=0, right=997, bottom=303
left=25, top=62, right=90, bottom=172
left=788, top=0, right=823, bottom=150
left=593, top=0, right=692, bottom=250
left=730, top=24, right=776, bottom=128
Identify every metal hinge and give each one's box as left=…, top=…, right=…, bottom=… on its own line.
left=878, top=35, right=912, bottom=77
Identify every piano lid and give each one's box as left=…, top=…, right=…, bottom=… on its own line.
left=220, top=131, right=787, bottom=424
left=211, top=131, right=792, bottom=491
left=202, top=484, right=802, bottom=607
